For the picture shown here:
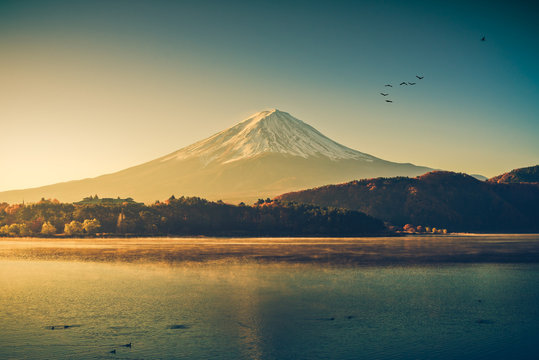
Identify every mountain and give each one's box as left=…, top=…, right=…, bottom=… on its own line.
left=470, top=174, right=488, bottom=181
left=0, top=109, right=432, bottom=204
left=276, top=171, right=539, bottom=233
left=488, top=165, right=539, bottom=184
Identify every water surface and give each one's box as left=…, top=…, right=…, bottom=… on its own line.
left=1, top=235, right=538, bottom=359
left=2, top=234, right=539, bottom=264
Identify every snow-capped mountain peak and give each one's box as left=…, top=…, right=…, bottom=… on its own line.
left=163, top=109, right=375, bottom=164
left=0, top=108, right=432, bottom=204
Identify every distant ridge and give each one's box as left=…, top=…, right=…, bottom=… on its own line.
left=470, top=174, right=488, bottom=181
left=0, top=109, right=432, bottom=204
left=488, top=165, right=539, bottom=184
left=277, top=170, right=539, bottom=233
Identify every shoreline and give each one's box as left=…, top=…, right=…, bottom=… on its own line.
left=1, top=232, right=538, bottom=240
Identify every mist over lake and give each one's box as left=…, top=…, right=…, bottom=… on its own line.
left=1, top=235, right=539, bottom=359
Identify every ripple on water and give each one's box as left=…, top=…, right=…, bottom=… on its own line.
left=0, top=248, right=539, bottom=359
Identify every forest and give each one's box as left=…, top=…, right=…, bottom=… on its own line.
left=0, top=196, right=386, bottom=237
left=278, top=171, right=539, bottom=233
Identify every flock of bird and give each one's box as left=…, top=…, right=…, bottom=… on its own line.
left=380, top=36, right=485, bottom=103
left=380, top=75, right=424, bottom=103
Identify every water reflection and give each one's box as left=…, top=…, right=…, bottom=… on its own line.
left=1, top=236, right=539, bottom=359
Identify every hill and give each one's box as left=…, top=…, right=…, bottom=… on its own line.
left=488, top=165, right=539, bottom=184
left=0, top=109, right=431, bottom=204
left=277, top=171, right=539, bottom=233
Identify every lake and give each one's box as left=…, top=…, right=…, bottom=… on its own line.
left=1, top=235, right=539, bottom=359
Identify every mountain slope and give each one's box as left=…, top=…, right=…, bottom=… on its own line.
left=0, top=109, right=432, bottom=204
left=163, top=109, right=375, bottom=164
left=277, top=171, right=539, bottom=233
left=488, top=165, right=539, bottom=184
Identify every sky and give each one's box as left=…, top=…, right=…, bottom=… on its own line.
left=1, top=0, right=538, bottom=191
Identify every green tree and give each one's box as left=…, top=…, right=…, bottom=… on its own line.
left=64, top=221, right=83, bottom=236
left=41, top=221, right=57, bottom=236
left=7, top=224, right=19, bottom=236
left=8, top=223, right=30, bottom=236
left=0, top=225, right=10, bottom=236
left=82, top=219, right=101, bottom=235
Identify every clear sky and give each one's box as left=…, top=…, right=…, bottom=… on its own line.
left=1, top=0, right=538, bottom=191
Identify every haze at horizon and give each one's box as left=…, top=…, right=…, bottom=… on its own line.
left=1, top=0, right=538, bottom=191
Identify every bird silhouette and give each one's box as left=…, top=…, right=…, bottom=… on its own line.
left=385, top=84, right=393, bottom=87
left=380, top=93, right=389, bottom=96
left=385, top=100, right=393, bottom=103
left=408, top=82, right=416, bottom=85
left=416, top=76, right=424, bottom=79
left=481, top=36, right=486, bottom=41
left=121, top=343, right=132, bottom=348
left=400, top=82, right=407, bottom=85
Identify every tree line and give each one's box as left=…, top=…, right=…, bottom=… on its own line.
left=0, top=196, right=386, bottom=237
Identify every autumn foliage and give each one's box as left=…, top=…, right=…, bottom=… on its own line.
left=278, top=171, right=539, bottom=233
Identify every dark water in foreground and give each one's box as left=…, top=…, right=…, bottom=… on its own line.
left=1, top=235, right=539, bottom=359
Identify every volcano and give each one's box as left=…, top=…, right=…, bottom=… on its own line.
left=0, top=109, right=432, bottom=203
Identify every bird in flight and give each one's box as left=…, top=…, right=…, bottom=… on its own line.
left=481, top=36, right=486, bottom=41
left=408, top=82, right=416, bottom=85
left=400, top=82, right=408, bottom=85
left=416, top=76, right=424, bottom=80
left=385, top=100, right=393, bottom=103
left=380, top=93, right=389, bottom=96
left=385, top=84, right=392, bottom=87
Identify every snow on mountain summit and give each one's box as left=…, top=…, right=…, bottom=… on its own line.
left=163, top=109, right=375, bottom=165
left=0, top=108, right=433, bottom=204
